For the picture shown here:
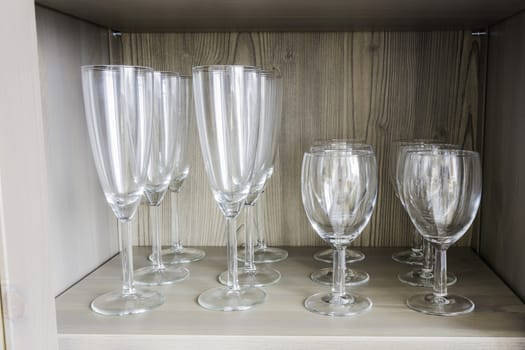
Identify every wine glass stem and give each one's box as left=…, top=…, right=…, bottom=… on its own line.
left=411, top=227, right=423, bottom=255
left=119, top=219, right=135, bottom=296
left=255, top=198, right=267, bottom=249
left=433, top=246, right=448, bottom=298
left=226, top=216, right=241, bottom=291
left=170, top=192, right=183, bottom=250
left=332, top=246, right=347, bottom=298
left=421, top=239, right=433, bottom=276
left=244, top=204, right=256, bottom=271
left=150, top=204, right=164, bottom=269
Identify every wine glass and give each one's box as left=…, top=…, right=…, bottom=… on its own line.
left=395, top=142, right=459, bottom=287
left=157, top=75, right=206, bottom=264
left=390, top=140, right=441, bottom=265
left=310, top=139, right=368, bottom=266
left=81, top=65, right=164, bottom=315
left=402, top=149, right=481, bottom=316
left=135, top=71, right=190, bottom=286
left=301, top=148, right=377, bottom=316
left=309, top=140, right=370, bottom=286
left=193, top=65, right=266, bottom=311
left=219, top=70, right=282, bottom=287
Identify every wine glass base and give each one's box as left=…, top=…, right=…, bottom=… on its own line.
left=90, top=288, right=164, bottom=316
left=313, top=248, right=365, bottom=264
left=392, top=250, right=424, bottom=266
left=406, top=293, right=475, bottom=316
left=151, top=247, right=206, bottom=264
left=305, top=292, right=372, bottom=316
left=310, top=268, right=369, bottom=286
left=398, top=269, right=457, bottom=287
left=218, top=266, right=281, bottom=287
left=238, top=247, right=289, bottom=264
left=198, top=286, right=266, bottom=311
left=134, top=265, right=189, bottom=286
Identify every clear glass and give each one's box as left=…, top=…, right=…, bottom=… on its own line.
left=81, top=65, right=164, bottom=315
left=135, top=71, right=190, bottom=285
left=390, top=139, right=446, bottom=265
left=193, top=65, right=266, bottom=311
left=220, top=70, right=282, bottom=286
left=395, top=142, right=460, bottom=287
left=402, top=149, right=482, bottom=316
left=301, top=148, right=377, bottom=316
left=238, top=70, right=288, bottom=264
left=309, top=140, right=369, bottom=285
left=157, top=76, right=206, bottom=264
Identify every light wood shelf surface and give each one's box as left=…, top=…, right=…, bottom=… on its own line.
left=56, top=247, right=525, bottom=349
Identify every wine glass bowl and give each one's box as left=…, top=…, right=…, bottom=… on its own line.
left=402, top=149, right=482, bottom=316
left=301, top=148, right=377, bottom=316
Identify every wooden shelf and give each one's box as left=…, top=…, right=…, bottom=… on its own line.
left=56, top=247, right=525, bottom=349
left=36, top=0, right=525, bottom=32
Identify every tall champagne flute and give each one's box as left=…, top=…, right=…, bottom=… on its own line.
left=301, top=148, right=377, bottom=316
left=219, top=70, right=282, bottom=286
left=193, top=65, right=266, bottom=311
left=135, top=71, right=190, bottom=285
left=81, top=65, right=164, bottom=315
left=402, top=149, right=481, bottom=316
left=241, top=70, right=287, bottom=264
left=158, top=76, right=206, bottom=264
left=396, top=143, right=459, bottom=287
left=309, top=141, right=371, bottom=286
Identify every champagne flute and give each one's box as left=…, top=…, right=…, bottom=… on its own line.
left=301, top=147, right=377, bottom=316
left=402, top=149, right=481, bottom=316
left=193, top=65, right=266, bottom=311
left=135, top=71, right=190, bottom=285
left=157, top=76, right=206, bottom=264
left=81, top=65, right=164, bottom=315
left=219, top=70, right=282, bottom=287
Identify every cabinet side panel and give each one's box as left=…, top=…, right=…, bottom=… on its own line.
left=36, top=6, right=118, bottom=295
left=120, top=32, right=484, bottom=247
left=481, top=11, right=525, bottom=300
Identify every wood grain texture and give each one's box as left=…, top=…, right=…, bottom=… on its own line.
left=56, top=247, right=525, bottom=350
left=119, top=32, right=484, bottom=247
left=36, top=6, right=119, bottom=295
left=480, top=11, right=525, bottom=301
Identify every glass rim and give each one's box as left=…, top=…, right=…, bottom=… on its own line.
left=81, top=64, right=153, bottom=72
left=305, top=148, right=375, bottom=157
left=398, top=143, right=460, bottom=151
left=404, top=149, right=479, bottom=158
left=391, top=138, right=449, bottom=145
left=179, top=75, right=192, bottom=80
left=192, top=64, right=260, bottom=72
left=154, top=70, right=180, bottom=76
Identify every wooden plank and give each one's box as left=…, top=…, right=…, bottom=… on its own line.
left=36, top=6, right=118, bottom=296
left=36, top=0, right=525, bottom=32
left=56, top=247, right=525, bottom=349
left=119, top=32, right=484, bottom=248
left=481, top=11, right=525, bottom=300
left=0, top=0, right=58, bottom=348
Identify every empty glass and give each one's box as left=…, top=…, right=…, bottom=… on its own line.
left=395, top=142, right=459, bottom=287
left=301, top=148, right=377, bottom=316
left=135, top=71, right=190, bottom=286
left=402, top=149, right=481, bottom=316
left=219, top=70, right=282, bottom=287
left=309, top=140, right=370, bottom=286
left=158, top=75, right=206, bottom=264
left=81, top=65, right=164, bottom=315
left=193, top=65, right=266, bottom=311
